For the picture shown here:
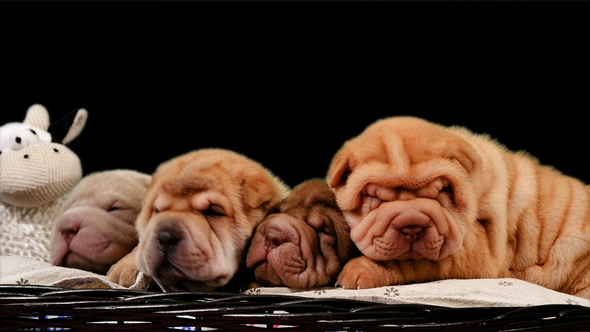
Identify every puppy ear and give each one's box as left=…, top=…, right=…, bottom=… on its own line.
left=242, top=177, right=277, bottom=210
left=135, top=184, right=158, bottom=234
left=449, top=136, right=482, bottom=175
left=327, top=150, right=352, bottom=189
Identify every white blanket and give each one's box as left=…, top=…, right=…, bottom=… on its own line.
left=1, top=254, right=588, bottom=308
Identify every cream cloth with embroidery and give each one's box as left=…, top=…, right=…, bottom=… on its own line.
left=0, top=254, right=153, bottom=289
left=2, top=254, right=589, bottom=307
left=243, top=279, right=590, bottom=308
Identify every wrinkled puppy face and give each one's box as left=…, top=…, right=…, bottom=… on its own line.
left=135, top=149, right=289, bottom=292
left=50, top=170, right=151, bottom=274
left=328, top=117, right=480, bottom=262
left=246, top=179, right=355, bottom=289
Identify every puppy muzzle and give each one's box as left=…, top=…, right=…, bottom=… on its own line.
left=137, top=214, right=233, bottom=291
left=350, top=198, right=461, bottom=261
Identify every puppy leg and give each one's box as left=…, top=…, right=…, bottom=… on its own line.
left=107, top=247, right=141, bottom=288
left=337, top=256, right=400, bottom=289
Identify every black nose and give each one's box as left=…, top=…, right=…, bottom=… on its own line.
left=157, top=220, right=182, bottom=253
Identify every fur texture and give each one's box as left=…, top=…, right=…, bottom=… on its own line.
left=107, top=149, right=290, bottom=292
left=50, top=170, right=151, bottom=274
left=327, top=117, right=590, bottom=298
left=246, top=179, right=357, bottom=289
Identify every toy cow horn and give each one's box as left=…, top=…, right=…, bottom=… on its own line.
left=48, top=108, right=88, bottom=145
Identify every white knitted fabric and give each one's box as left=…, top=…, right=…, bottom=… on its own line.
left=22, top=104, right=51, bottom=130
left=0, top=196, right=66, bottom=262
left=0, top=143, right=81, bottom=208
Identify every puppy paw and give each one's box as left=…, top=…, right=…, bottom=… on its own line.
left=106, top=251, right=141, bottom=288
left=336, top=256, right=392, bottom=289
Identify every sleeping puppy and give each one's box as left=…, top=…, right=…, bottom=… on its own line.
left=50, top=170, right=151, bottom=274
left=107, top=148, right=290, bottom=292
left=328, top=116, right=590, bottom=298
left=246, top=179, right=357, bottom=289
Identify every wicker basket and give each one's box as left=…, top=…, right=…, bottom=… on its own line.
left=1, top=284, right=589, bottom=331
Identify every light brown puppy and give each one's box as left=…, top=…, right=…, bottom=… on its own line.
left=246, top=179, right=357, bottom=289
left=50, top=170, right=151, bottom=274
left=107, top=149, right=290, bottom=292
left=328, top=116, right=590, bottom=298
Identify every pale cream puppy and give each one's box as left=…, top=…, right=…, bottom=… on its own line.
left=51, top=170, right=151, bottom=274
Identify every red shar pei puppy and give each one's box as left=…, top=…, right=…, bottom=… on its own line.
left=328, top=117, right=590, bottom=298
left=246, top=179, right=357, bottom=289
left=108, top=149, right=290, bottom=292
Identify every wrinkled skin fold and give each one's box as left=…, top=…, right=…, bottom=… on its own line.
left=328, top=117, right=590, bottom=299
left=107, top=149, right=290, bottom=292
left=50, top=170, right=150, bottom=274
left=246, top=179, right=357, bottom=289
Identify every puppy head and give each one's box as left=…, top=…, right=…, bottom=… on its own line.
left=50, top=170, right=151, bottom=274
left=246, top=179, right=356, bottom=289
left=135, top=148, right=290, bottom=292
left=327, top=117, right=481, bottom=262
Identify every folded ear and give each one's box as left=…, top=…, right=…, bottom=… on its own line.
left=242, top=176, right=286, bottom=211
left=49, top=108, right=88, bottom=145
left=327, top=148, right=352, bottom=189
left=23, top=104, right=50, bottom=130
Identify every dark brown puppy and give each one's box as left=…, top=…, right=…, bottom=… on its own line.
left=246, top=179, right=357, bottom=289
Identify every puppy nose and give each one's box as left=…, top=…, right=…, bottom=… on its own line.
left=157, top=220, right=182, bottom=252
left=266, top=230, right=286, bottom=248
left=399, top=225, right=423, bottom=243
left=158, top=230, right=180, bottom=247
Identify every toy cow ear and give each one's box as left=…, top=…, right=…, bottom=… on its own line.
left=23, top=104, right=51, bottom=130
left=48, top=108, right=88, bottom=145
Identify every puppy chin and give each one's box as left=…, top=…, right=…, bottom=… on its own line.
left=153, top=269, right=230, bottom=292
left=62, top=251, right=111, bottom=274
left=136, top=238, right=235, bottom=292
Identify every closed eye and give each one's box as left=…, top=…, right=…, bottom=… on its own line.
left=309, top=216, right=335, bottom=235
left=362, top=195, right=382, bottom=210
left=203, top=205, right=226, bottom=218
left=319, top=225, right=334, bottom=235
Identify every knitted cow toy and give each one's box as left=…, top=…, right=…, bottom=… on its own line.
left=0, top=104, right=88, bottom=262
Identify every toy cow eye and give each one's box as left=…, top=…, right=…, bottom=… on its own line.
left=30, top=129, right=37, bottom=135
left=15, top=137, right=21, bottom=144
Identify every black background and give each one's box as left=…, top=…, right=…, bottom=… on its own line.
left=1, top=1, right=588, bottom=188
